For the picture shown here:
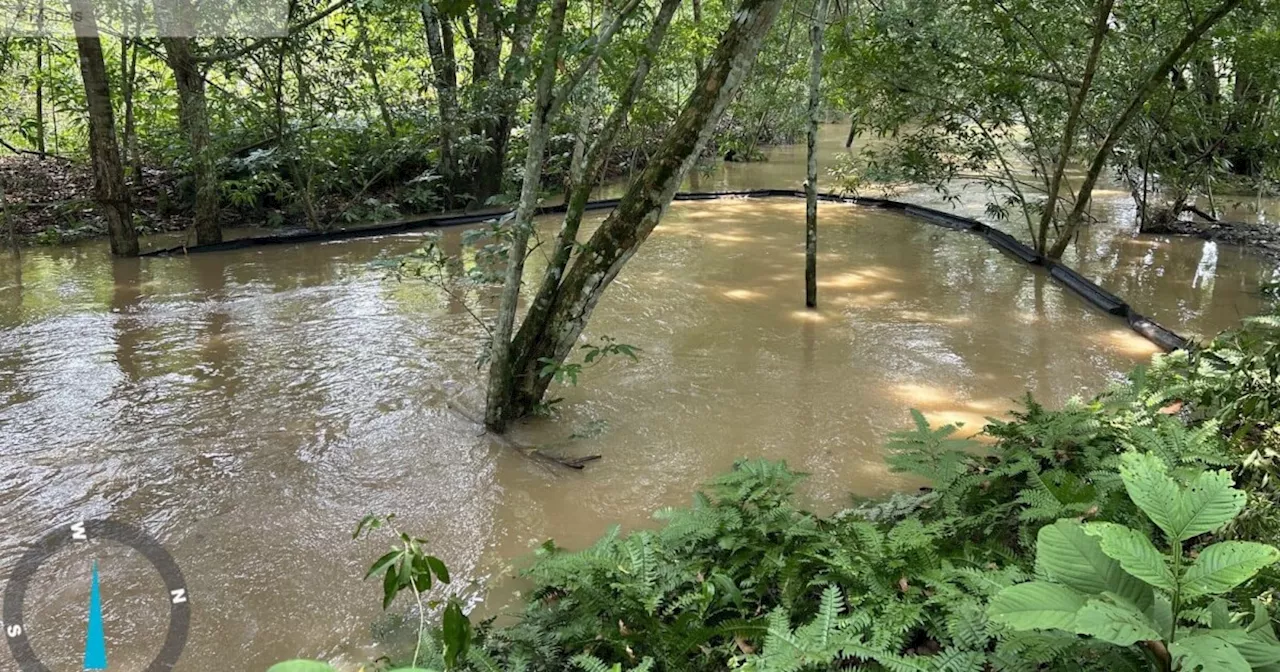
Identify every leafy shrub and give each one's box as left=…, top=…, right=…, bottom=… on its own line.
left=989, top=452, right=1280, bottom=671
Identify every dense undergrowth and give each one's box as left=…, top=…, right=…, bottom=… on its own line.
left=273, top=307, right=1280, bottom=672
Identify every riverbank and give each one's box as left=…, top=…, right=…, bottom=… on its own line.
left=1148, top=214, right=1280, bottom=262
left=7, top=148, right=1280, bottom=269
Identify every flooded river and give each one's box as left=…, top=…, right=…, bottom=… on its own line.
left=1, top=125, right=1276, bottom=670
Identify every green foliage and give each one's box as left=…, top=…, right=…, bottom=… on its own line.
left=354, top=514, right=453, bottom=610
left=353, top=514, right=470, bottom=670
left=886, top=396, right=1138, bottom=550
left=1135, top=311, right=1280, bottom=540
left=989, top=452, right=1280, bottom=670
left=536, top=337, right=639, bottom=387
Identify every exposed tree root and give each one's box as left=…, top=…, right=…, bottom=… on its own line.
left=444, top=396, right=601, bottom=471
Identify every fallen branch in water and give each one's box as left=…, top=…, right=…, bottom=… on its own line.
left=444, top=395, right=601, bottom=471
left=1181, top=204, right=1220, bottom=223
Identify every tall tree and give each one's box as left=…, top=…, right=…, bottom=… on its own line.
left=1034, top=0, right=1114, bottom=256
left=156, top=0, right=221, bottom=245
left=468, top=0, right=538, bottom=204
left=420, top=0, right=459, bottom=196
left=483, top=0, right=647, bottom=430
left=1046, top=0, right=1246, bottom=258
left=491, top=0, right=788, bottom=429
left=71, top=0, right=139, bottom=256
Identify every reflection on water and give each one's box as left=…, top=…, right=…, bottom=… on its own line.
left=0, top=126, right=1277, bottom=670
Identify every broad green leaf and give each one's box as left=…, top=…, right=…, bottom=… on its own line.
left=1120, top=453, right=1245, bottom=542
left=1074, top=598, right=1162, bottom=646
left=266, top=662, right=337, bottom=672
left=382, top=563, right=399, bottom=609
left=1181, top=541, right=1280, bottom=599
left=442, top=598, right=472, bottom=669
left=1209, top=599, right=1234, bottom=629
left=1173, top=470, right=1248, bottom=542
left=1249, top=600, right=1279, bottom=640
left=1119, top=452, right=1184, bottom=540
left=426, top=555, right=451, bottom=584
left=1212, top=629, right=1280, bottom=667
left=364, top=550, right=401, bottom=580
left=1084, top=522, right=1175, bottom=591
left=1148, top=594, right=1173, bottom=639
left=1035, top=520, right=1151, bottom=609
left=1169, top=634, right=1252, bottom=672
left=987, top=581, right=1085, bottom=631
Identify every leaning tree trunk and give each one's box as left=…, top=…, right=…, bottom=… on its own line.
left=1034, top=0, right=1113, bottom=255
left=1047, top=0, right=1243, bottom=259
left=503, top=0, right=786, bottom=421
left=804, top=0, right=829, bottom=309
left=482, top=0, right=571, bottom=431
left=523, top=0, right=683, bottom=341
left=483, top=0, right=645, bottom=431
left=71, top=0, right=139, bottom=257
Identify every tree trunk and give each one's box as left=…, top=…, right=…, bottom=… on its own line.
left=160, top=35, right=221, bottom=245
left=121, top=34, right=143, bottom=183
left=2, top=178, right=17, bottom=254
left=844, top=113, right=856, bottom=148
left=691, top=0, right=705, bottom=77
left=34, top=19, right=46, bottom=156
left=567, top=0, right=609, bottom=201
left=358, top=13, right=396, bottom=139
left=154, top=0, right=220, bottom=243
left=483, top=0, right=667, bottom=430
left=127, top=2, right=145, bottom=179
left=483, top=0, right=571, bottom=432
left=421, top=1, right=460, bottom=197
left=471, top=0, right=538, bottom=204
left=518, top=0, right=683, bottom=357
left=805, top=0, right=828, bottom=309
left=71, top=0, right=139, bottom=257
left=1035, top=0, right=1113, bottom=255
left=1047, top=0, right=1244, bottom=259
left=503, top=0, right=786, bottom=421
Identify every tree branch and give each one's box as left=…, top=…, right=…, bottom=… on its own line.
left=194, top=0, right=355, bottom=63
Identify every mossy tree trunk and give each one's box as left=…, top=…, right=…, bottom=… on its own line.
left=71, top=0, right=139, bottom=257
left=483, top=0, right=648, bottom=431
left=155, top=0, right=220, bottom=245
left=492, top=0, right=787, bottom=427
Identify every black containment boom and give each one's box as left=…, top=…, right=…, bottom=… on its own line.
left=141, top=189, right=1189, bottom=353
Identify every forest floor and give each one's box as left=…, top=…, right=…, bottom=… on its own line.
left=0, top=155, right=192, bottom=245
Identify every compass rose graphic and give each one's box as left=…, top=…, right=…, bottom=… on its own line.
left=4, top=519, right=191, bottom=671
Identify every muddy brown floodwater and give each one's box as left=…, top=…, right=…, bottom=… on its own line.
left=1, top=125, right=1276, bottom=670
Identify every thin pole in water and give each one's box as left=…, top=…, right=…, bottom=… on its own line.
left=804, top=0, right=829, bottom=309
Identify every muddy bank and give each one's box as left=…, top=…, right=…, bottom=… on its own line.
left=1145, top=215, right=1280, bottom=262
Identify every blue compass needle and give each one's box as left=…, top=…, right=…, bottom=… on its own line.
left=85, top=560, right=107, bottom=670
